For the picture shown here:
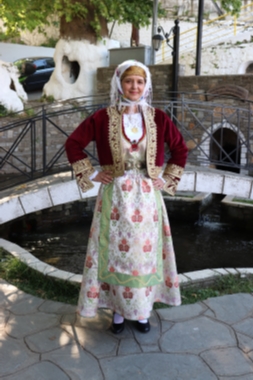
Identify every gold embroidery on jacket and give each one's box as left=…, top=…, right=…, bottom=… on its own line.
left=163, top=163, right=184, bottom=196
left=72, top=157, right=95, bottom=192
left=163, top=163, right=184, bottom=179
left=107, top=107, right=125, bottom=177
left=144, top=107, right=162, bottom=179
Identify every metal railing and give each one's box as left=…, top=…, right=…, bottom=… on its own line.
left=0, top=94, right=253, bottom=191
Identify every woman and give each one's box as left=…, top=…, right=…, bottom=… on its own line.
left=65, top=60, right=188, bottom=334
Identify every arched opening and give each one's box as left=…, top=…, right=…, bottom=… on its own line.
left=246, top=63, right=253, bottom=74
left=9, top=79, right=15, bottom=91
left=61, top=56, right=80, bottom=84
left=210, top=128, right=241, bottom=173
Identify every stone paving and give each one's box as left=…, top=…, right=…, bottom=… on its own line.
left=2, top=279, right=253, bottom=379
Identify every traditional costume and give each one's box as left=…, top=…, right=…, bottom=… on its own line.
left=65, top=60, right=188, bottom=326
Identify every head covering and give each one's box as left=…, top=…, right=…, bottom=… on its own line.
left=110, top=60, right=152, bottom=110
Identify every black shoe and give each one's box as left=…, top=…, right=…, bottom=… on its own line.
left=111, top=321, right=125, bottom=334
left=136, top=320, right=150, bottom=333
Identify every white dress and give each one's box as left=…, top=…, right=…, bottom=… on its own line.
left=77, top=113, right=181, bottom=320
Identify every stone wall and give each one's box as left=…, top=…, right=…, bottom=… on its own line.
left=97, top=65, right=175, bottom=97
left=97, top=64, right=253, bottom=102
left=178, top=74, right=253, bottom=101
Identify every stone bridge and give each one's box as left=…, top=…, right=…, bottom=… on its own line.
left=0, top=165, right=252, bottom=225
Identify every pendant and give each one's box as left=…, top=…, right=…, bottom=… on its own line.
left=130, top=142, right=139, bottom=152
left=131, top=126, right=139, bottom=134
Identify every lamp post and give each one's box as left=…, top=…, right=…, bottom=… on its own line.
left=152, top=19, right=180, bottom=122
left=195, top=0, right=204, bottom=75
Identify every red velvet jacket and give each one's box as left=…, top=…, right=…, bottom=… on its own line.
left=65, top=106, right=188, bottom=195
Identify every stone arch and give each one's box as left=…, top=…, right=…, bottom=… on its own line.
left=206, top=85, right=249, bottom=101
left=238, top=60, right=253, bottom=74
left=198, top=121, right=247, bottom=174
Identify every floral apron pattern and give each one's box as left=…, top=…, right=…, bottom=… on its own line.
left=77, top=130, right=181, bottom=320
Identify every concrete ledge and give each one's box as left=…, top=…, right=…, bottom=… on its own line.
left=221, top=195, right=253, bottom=227
left=1, top=166, right=253, bottom=226
left=1, top=238, right=251, bottom=289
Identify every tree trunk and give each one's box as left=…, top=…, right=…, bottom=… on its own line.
left=60, top=0, right=108, bottom=43
left=131, top=24, right=140, bottom=46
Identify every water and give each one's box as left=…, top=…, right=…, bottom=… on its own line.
left=8, top=198, right=253, bottom=274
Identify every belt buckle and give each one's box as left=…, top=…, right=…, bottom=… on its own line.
left=125, top=161, right=144, bottom=170
left=125, top=162, right=132, bottom=170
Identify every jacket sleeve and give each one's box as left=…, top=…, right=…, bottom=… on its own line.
left=65, top=113, right=97, bottom=192
left=162, top=113, right=188, bottom=196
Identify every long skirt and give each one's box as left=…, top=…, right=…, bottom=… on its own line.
left=77, top=169, right=181, bottom=320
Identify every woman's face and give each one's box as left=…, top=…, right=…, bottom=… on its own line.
left=121, top=75, right=145, bottom=101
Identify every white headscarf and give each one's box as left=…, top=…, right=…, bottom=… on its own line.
left=110, top=60, right=152, bottom=110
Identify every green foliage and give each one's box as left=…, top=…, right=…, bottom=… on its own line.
left=40, top=94, right=55, bottom=102
left=155, top=274, right=253, bottom=308
left=0, top=250, right=79, bottom=304
left=219, top=0, right=242, bottom=15
left=0, top=0, right=166, bottom=38
left=0, top=29, right=21, bottom=42
left=0, top=104, right=8, bottom=117
left=25, top=108, right=35, bottom=117
left=1, top=247, right=253, bottom=306
left=233, top=198, right=253, bottom=204
left=40, top=37, right=58, bottom=48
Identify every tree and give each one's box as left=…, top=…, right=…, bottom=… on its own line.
left=0, top=0, right=165, bottom=43
left=216, top=0, right=242, bottom=15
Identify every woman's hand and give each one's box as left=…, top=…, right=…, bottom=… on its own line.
left=93, top=171, right=113, bottom=185
left=152, top=178, right=164, bottom=191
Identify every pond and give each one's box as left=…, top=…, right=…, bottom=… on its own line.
left=8, top=197, right=253, bottom=275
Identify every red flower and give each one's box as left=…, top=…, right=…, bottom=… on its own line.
left=132, top=270, right=139, bottom=276
left=123, top=287, right=133, bottom=299
left=109, top=266, right=115, bottom=272
left=131, top=209, right=143, bottom=223
left=143, top=239, right=152, bottom=252
left=164, top=225, right=171, bottom=236
left=174, top=278, right=179, bottom=288
left=122, top=179, right=133, bottom=192
left=153, top=210, right=158, bottom=222
left=101, top=283, right=110, bottom=291
left=165, top=276, right=173, bottom=288
left=119, top=238, right=130, bottom=252
left=152, top=267, right=156, bottom=274
left=85, top=256, right=93, bottom=268
left=145, top=286, right=152, bottom=297
left=110, top=207, right=120, bottom=221
left=142, top=180, right=151, bottom=193
left=87, top=286, right=99, bottom=298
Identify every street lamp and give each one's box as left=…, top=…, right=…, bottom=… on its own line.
left=152, top=19, right=180, bottom=122
left=152, top=26, right=173, bottom=51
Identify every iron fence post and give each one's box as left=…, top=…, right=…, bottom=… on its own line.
left=42, top=106, right=47, bottom=175
left=172, top=19, right=180, bottom=123
left=31, top=119, right=36, bottom=178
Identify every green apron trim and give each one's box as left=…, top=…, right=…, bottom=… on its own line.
left=98, top=183, right=163, bottom=288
